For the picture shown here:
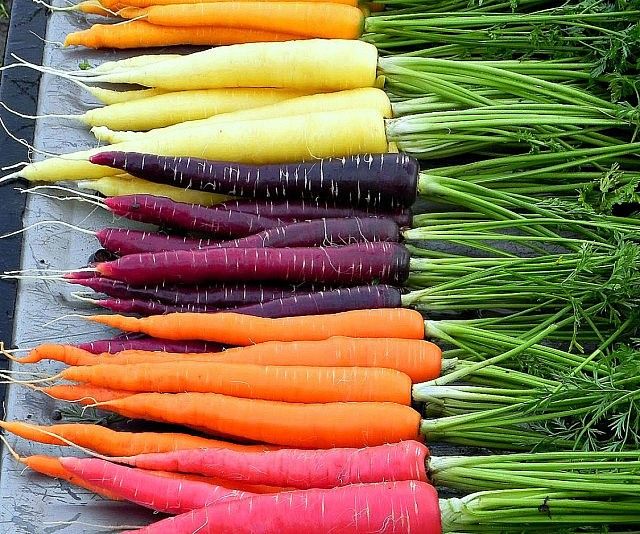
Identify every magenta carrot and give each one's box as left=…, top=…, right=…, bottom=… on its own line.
left=91, top=298, right=216, bottom=315
left=90, top=152, right=420, bottom=209
left=66, top=278, right=318, bottom=307
left=93, top=242, right=411, bottom=285
left=97, top=228, right=219, bottom=255
left=77, top=335, right=224, bottom=354
left=122, top=480, right=441, bottom=534
left=59, top=457, right=251, bottom=514
left=113, top=441, right=429, bottom=489
left=104, top=195, right=280, bottom=237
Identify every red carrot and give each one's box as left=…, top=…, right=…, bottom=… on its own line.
left=97, top=228, right=218, bottom=255
left=113, top=441, right=429, bottom=489
left=59, top=457, right=251, bottom=514
left=122, top=480, right=441, bottom=534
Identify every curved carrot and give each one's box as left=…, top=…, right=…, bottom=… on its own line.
left=119, top=3, right=365, bottom=39
left=0, top=421, right=274, bottom=455
left=95, top=392, right=422, bottom=447
left=60, top=362, right=413, bottom=404
left=87, top=309, right=426, bottom=345
left=16, top=344, right=102, bottom=365
left=65, top=21, right=301, bottom=49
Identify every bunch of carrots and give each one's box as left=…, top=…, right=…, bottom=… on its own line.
left=0, top=0, right=639, bottom=531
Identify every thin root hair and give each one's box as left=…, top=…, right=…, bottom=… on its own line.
left=0, top=101, right=77, bottom=121
left=0, top=220, right=96, bottom=240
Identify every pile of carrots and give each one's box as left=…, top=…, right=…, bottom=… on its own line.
left=1, top=0, right=639, bottom=531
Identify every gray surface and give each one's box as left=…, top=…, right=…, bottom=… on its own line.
left=0, top=6, right=159, bottom=533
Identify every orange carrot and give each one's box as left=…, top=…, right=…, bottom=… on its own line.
left=215, top=337, right=442, bottom=382
left=77, top=0, right=116, bottom=14
left=17, top=337, right=442, bottom=383
left=118, top=3, right=365, bottom=39
left=13, top=453, right=122, bottom=500
left=94, top=392, right=422, bottom=447
left=101, top=0, right=358, bottom=8
left=65, top=21, right=301, bottom=49
left=41, top=384, right=133, bottom=405
left=0, top=420, right=277, bottom=455
left=87, top=309, right=426, bottom=345
left=59, top=362, right=413, bottom=404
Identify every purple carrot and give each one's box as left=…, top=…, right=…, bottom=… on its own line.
left=98, top=218, right=398, bottom=256
left=94, top=242, right=411, bottom=286
left=76, top=335, right=225, bottom=354
left=97, top=228, right=219, bottom=255
left=89, top=286, right=402, bottom=317
left=92, top=298, right=219, bottom=315
left=220, top=199, right=413, bottom=227
left=103, top=195, right=280, bottom=238
left=90, top=152, right=420, bottom=209
left=229, top=286, right=402, bottom=318
left=66, top=278, right=319, bottom=307
left=219, top=217, right=399, bottom=248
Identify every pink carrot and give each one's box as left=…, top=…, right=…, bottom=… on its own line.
left=114, top=441, right=429, bottom=489
left=59, top=457, right=250, bottom=514
left=97, top=228, right=218, bottom=255
left=122, top=480, right=441, bottom=534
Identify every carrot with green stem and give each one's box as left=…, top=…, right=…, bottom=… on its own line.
left=121, top=482, right=640, bottom=534
left=18, top=337, right=443, bottom=382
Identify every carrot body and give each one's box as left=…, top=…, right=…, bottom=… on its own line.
left=101, top=0, right=358, bottom=8
left=88, top=309, right=426, bottom=345
left=122, top=481, right=441, bottom=534
left=65, top=22, right=301, bottom=49
left=18, top=343, right=105, bottom=365
left=96, top=392, right=422, bottom=447
left=0, top=421, right=274, bottom=455
left=119, top=3, right=365, bottom=39
left=77, top=0, right=114, bottom=15
left=61, top=362, right=413, bottom=404
left=20, top=455, right=122, bottom=501
left=215, top=337, right=441, bottom=382
left=117, top=441, right=430, bottom=489
left=41, top=384, right=132, bottom=405
left=60, top=457, right=250, bottom=514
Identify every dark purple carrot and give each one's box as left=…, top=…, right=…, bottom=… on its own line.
left=103, top=195, right=280, bottom=238
left=219, top=217, right=399, bottom=248
left=88, top=298, right=218, bottom=315
left=97, top=228, right=219, bottom=255
left=94, top=242, right=411, bottom=286
left=66, top=278, right=324, bottom=307
left=90, top=153, right=420, bottom=209
left=86, top=286, right=402, bottom=318
left=76, top=335, right=225, bottom=354
left=220, top=199, right=413, bottom=227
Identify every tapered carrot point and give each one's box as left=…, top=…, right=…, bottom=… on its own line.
left=87, top=314, right=141, bottom=332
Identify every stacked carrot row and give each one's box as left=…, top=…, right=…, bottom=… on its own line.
left=0, top=0, right=639, bottom=531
